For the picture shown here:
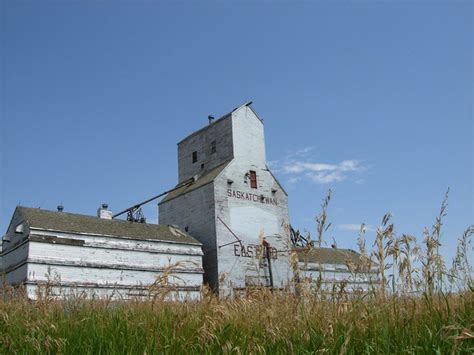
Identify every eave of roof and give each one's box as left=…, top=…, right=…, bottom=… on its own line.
left=159, top=160, right=231, bottom=204
left=14, top=206, right=201, bottom=245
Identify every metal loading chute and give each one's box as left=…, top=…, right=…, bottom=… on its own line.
left=112, top=177, right=195, bottom=222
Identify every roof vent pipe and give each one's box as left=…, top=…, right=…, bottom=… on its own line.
left=97, top=203, right=113, bottom=220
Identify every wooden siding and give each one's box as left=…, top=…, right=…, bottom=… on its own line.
left=1, top=224, right=204, bottom=300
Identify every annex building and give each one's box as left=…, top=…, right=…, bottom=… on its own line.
left=0, top=206, right=203, bottom=299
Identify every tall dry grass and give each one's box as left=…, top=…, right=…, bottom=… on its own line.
left=0, top=286, right=472, bottom=353
left=0, top=190, right=472, bottom=353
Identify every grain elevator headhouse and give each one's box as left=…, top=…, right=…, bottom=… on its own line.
left=159, top=102, right=291, bottom=294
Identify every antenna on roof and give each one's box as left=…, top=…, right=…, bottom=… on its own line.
left=208, top=115, right=215, bottom=125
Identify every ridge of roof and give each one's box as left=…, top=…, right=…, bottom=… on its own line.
left=159, top=159, right=231, bottom=204
left=14, top=206, right=201, bottom=245
left=177, top=101, right=254, bottom=145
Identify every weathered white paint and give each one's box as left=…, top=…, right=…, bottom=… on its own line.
left=28, top=240, right=202, bottom=270
left=229, top=206, right=279, bottom=238
left=177, top=113, right=234, bottom=183
left=97, top=205, right=113, bottom=219
left=1, top=210, right=204, bottom=300
left=215, top=157, right=291, bottom=294
left=159, top=183, right=218, bottom=288
left=31, top=229, right=203, bottom=255
left=231, top=105, right=266, bottom=166
left=299, top=261, right=379, bottom=292
left=27, top=262, right=200, bottom=286
left=24, top=284, right=197, bottom=301
left=160, top=103, right=292, bottom=295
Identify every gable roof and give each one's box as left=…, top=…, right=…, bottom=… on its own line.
left=159, top=160, right=230, bottom=204
left=177, top=101, right=259, bottom=145
left=294, top=247, right=370, bottom=266
left=14, top=206, right=201, bottom=245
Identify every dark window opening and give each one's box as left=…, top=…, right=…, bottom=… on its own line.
left=201, top=163, right=205, bottom=170
left=211, top=140, right=217, bottom=154
left=192, top=151, right=198, bottom=163
left=249, top=170, right=257, bottom=189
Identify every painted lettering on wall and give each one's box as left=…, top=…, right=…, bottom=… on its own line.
left=233, top=243, right=278, bottom=260
left=227, top=189, right=278, bottom=206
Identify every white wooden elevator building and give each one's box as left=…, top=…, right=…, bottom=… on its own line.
left=159, top=102, right=292, bottom=294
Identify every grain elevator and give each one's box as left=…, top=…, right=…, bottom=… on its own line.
left=159, top=102, right=292, bottom=294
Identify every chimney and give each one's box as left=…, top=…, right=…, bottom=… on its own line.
left=208, top=115, right=215, bottom=125
left=97, top=203, right=112, bottom=220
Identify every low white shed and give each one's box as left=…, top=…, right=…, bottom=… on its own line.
left=295, top=247, right=379, bottom=293
left=0, top=206, right=203, bottom=300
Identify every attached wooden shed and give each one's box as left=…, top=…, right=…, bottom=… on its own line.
left=0, top=206, right=203, bottom=300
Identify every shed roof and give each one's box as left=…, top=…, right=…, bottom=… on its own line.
left=14, top=206, right=201, bottom=245
left=294, top=247, right=369, bottom=266
left=160, top=160, right=231, bottom=204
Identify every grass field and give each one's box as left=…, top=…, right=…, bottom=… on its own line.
left=0, top=287, right=472, bottom=353
left=1, top=192, right=473, bottom=354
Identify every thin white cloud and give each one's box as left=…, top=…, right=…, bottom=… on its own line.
left=283, top=162, right=339, bottom=173
left=294, top=146, right=314, bottom=156
left=283, top=146, right=315, bottom=160
left=270, top=146, right=368, bottom=185
left=339, top=160, right=362, bottom=172
left=279, top=157, right=365, bottom=185
left=307, top=171, right=345, bottom=184
left=338, top=224, right=375, bottom=232
left=287, top=176, right=303, bottom=184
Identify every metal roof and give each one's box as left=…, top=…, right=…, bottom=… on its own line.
left=14, top=206, right=201, bottom=245
left=159, top=160, right=231, bottom=204
left=294, top=247, right=370, bottom=266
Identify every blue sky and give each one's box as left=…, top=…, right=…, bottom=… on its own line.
left=1, top=1, right=472, bottom=263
